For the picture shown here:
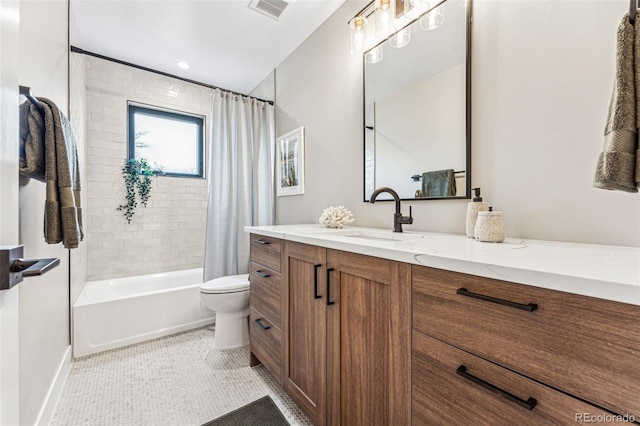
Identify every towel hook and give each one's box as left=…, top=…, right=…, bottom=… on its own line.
left=19, top=85, right=45, bottom=114
left=630, top=0, right=638, bottom=24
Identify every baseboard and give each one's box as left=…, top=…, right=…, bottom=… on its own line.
left=35, top=345, right=71, bottom=426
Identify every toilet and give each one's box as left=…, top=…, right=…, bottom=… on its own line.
left=200, top=273, right=250, bottom=349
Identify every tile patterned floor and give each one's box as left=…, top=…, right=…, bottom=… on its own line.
left=52, top=327, right=312, bottom=426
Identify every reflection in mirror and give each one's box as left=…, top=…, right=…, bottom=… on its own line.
left=364, top=0, right=470, bottom=201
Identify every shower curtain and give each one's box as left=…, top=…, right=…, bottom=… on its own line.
left=203, top=89, right=275, bottom=282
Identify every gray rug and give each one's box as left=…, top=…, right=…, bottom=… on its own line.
left=201, top=396, right=290, bottom=426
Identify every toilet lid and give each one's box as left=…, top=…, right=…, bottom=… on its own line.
left=200, top=273, right=250, bottom=294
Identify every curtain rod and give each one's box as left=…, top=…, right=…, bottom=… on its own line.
left=70, top=46, right=274, bottom=106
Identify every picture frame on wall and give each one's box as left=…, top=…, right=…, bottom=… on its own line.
left=276, top=126, right=305, bottom=197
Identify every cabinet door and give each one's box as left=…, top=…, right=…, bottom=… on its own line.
left=284, top=241, right=328, bottom=425
left=326, top=250, right=411, bottom=426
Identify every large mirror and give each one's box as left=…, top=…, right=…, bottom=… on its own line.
left=364, top=0, right=471, bottom=201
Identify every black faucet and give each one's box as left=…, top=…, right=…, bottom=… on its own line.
left=369, top=187, right=413, bottom=233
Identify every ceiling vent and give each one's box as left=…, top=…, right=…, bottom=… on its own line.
left=248, top=0, right=289, bottom=21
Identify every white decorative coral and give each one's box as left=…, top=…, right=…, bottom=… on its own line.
left=319, top=206, right=355, bottom=228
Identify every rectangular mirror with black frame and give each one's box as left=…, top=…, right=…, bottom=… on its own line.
left=363, top=0, right=472, bottom=201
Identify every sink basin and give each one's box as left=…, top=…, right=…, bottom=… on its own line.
left=327, top=229, right=425, bottom=242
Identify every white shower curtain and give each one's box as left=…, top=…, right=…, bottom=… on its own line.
left=203, top=89, right=275, bottom=282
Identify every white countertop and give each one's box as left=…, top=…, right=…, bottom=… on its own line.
left=245, top=224, right=640, bottom=306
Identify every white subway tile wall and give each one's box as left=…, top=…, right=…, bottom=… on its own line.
left=84, top=56, right=211, bottom=281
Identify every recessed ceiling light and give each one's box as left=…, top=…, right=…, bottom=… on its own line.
left=176, top=61, right=190, bottom=70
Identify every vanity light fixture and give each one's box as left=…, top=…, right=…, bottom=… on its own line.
left=374, top=0, right=396, bottom=38
left=349, top=0, right=451, bottom=58
left=349, top=16, right=368, bottom=55
left=176, top=61, right=190, bottom=70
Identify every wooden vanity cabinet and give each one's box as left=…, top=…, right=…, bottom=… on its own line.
left=282, top=241, right=328, bottom=424
left=412, top=265, right=640, bottom=422
left=283, top=241, right=411, bottom=426
left=248, top=234, right=284, bottom=384
left=249, top=232, right=639, bottom=425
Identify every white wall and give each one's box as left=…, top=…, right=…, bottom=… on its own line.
left=275, top=0, right=640, bottom=247
left=18, top=1, right=71, bottom=425
left=0, top=2, right=22, bottom=424
left=82, top=55, right=210, bottom=281
left=249, top=70, right=275, bottom=102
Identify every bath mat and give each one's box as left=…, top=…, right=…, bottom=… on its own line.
left=201, top=396, right=290, bottom=426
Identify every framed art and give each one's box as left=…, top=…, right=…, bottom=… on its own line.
left=276, top=126, right=305, bottom=196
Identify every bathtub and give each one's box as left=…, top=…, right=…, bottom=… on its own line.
left=73, top=268, right=213, bottom=357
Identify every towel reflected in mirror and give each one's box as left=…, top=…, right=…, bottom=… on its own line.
left=421, top=169, right=457, bottom=197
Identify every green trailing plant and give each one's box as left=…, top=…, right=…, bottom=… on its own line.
left=117, top=158, right=155, bottom=223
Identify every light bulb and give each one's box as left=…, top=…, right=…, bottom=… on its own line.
left=349, top=16, right=368, bottom=55
left=375, top=0, right=396, bottom=38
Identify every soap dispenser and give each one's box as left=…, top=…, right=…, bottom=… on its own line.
left=465, top=188, right=488, bottom=238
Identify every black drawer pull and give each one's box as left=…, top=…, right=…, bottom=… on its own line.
left=314, top=264, right=322, bottom=299
left=255, top=270, right=270, bottom=278
left=457, top=288, right=537, bottom=312
left=254, top=239, right=270, bottom=245
left=327, top=268, right=335, bottom=306
left=254, top=319, right=270, bottom=330
left=456, top=365, right=537, bottom=411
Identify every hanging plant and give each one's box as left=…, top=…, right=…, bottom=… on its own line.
left=117, top=158, right=155, bottom=223
left=137, top=159, right=154, bottom=207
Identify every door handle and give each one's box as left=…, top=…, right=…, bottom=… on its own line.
left=327, top=268, right=335, bottom=306
left=12, top=258, right=61, bottom=277
left=1, top=245, right=60, bottom=290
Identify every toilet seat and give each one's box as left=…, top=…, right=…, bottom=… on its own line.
left=200, top=273, right=250, bottom=294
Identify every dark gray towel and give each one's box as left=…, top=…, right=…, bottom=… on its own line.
left=421, top=169, right=457, bottom=197
left=594, top=14, right=639, bottom=192
left=19, top=98, right=83, bottom=249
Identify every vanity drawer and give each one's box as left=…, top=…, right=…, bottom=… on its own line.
left=250, top=308, right=282, bottom=384
left=412, top=265, right=640, bottom=417
left=250, top=262, right=282, bottom=328
left=250, top=234, right=281, bottom=272
left=413, top=331, right=609, bottom=425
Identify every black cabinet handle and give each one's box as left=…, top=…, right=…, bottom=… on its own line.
left=327, top=268, right=335, bottom=306
left=255, top=270, right=270, bottom=278
left=314, top=264, right=322, bottom=299
left=254, top=318, right=270, bottom=330
left=456, top=365, right=537, bottom=411
left=457, top=288, right=537, bottom=312
left=254, top=239, right=270, bottom=245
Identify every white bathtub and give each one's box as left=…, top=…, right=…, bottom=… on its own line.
left=73, top=268, right=213, bottom=357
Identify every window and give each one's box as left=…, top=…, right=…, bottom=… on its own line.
left=128, top=104, right=204, bottom=177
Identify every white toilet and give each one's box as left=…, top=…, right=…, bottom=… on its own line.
left=200, top=273, right=250, bottom=349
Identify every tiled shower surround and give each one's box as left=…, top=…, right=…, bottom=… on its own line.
left=80, top=54, right=211, bottom=281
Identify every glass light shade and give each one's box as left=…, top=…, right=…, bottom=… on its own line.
left=365, top=45, right=383, bottom=64
left=420, top=4, right=445, bottom=30
left=374, top=0, right=396, bottom=38
left=349, top=16, right=368, bottom=55
left=389, top=27, right=411, bottom=48
left=405, top=0, right=430, bottom=20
